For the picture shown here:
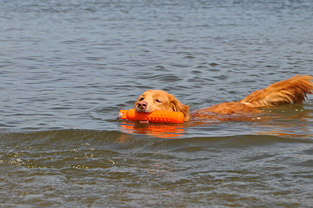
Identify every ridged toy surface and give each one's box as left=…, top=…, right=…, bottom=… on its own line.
left=119, top=109, right=184, bottom=124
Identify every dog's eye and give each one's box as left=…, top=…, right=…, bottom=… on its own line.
left=155, top=99, right=162, bottom=103
left=139, top=97, right=144, bottom=101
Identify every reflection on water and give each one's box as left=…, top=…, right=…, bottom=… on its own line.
left=120, top=121, right=185, bottom=138
left=255, top=105, right=313, bottom=138
left=1, top=0, right=313, bottom=207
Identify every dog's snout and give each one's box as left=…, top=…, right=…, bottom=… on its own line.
left=138, top=101, right=148, bottom=110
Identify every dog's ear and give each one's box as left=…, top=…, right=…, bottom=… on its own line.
left=169, top=94, right=190, bottom=121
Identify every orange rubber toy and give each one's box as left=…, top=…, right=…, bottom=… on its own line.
left=119, top=109, right=184, bottom=124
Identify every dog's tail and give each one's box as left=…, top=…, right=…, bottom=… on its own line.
left=240, top=75, right=313, bottom=107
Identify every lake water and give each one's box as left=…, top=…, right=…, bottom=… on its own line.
left=1, top=0, right=313, bottom=207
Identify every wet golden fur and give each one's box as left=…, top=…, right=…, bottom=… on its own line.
left=134, top=75, right=313, bottom=122
left=134, top=90, right=190, bottom=121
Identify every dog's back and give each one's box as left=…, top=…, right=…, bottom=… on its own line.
left=240, top=75, right=313, bottom=107
left=191, top=75, right=313, bottom=123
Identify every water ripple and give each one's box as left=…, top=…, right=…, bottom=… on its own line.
left=1, top=0, right=313, bottom=207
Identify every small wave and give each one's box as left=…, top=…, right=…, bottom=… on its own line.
left=0, top=129, right=124, bottom=146
left=2, top=128, right=310, bottom=153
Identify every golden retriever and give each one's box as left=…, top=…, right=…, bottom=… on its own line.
left=134, top=75, right=313, bottom=123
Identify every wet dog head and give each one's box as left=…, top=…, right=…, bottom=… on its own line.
left=134, top=90, right=190, bottom=121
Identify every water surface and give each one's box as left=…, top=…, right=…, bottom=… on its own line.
left=1, top=0, right=313, bottom=207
